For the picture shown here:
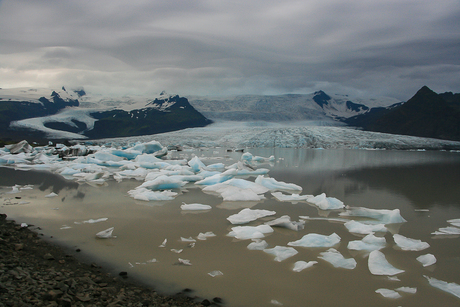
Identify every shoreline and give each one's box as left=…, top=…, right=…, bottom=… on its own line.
left=0, top=213, right=221, bottom=307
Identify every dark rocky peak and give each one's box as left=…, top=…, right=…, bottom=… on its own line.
left=313, top=90, right=331, bottom=108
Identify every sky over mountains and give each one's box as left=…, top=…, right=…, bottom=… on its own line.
left=0, top=0, right=459, bottom=99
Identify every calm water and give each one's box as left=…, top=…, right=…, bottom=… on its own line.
left=1, top=148, right=460, bottom=307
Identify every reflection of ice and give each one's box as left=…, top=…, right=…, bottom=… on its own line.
left=265, top=215, right=305, bottom=231
left=228, top=225, right=274, bottom=240
left=347, top=233, right=386, bottom=251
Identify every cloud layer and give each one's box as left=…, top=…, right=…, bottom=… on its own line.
left=1, top=0, right=459, bottom=99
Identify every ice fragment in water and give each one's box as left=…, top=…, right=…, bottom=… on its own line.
left=425, top=276, right=460, bottom=299
left=170, top=249, right=183, bottom=253
left=255, top=175, right=302, bottom=191
left=20, top=223, right=28, bottom=228
left=188, top=156, right=206, bottom=172
left=292, top=260, right=318, bottom=272
left=375, top=288, right=402, bottom=299
left=344, top=220, right=387, bottom=235
left=396, top=287, right=417, bottom=294
left=287, top=233, right=341, bottom=248
left=208, top=270, right=223, bottom=277
left=178, top=258, right=192, bottom=265
left=432, top=226, right=460, bottom=236
left=159, top=239, right=167, bottom=247
left=368, top=250, right=404, bottom=276
left=197, top=232, right=216, bottom=240
left=195, top=169, right=237, bottom=185
left=318, top=248, right=357, bottom=269
left=181, top=237, right=196, bottom=242
left=339, top=207, right=407, bottom=224
left=263, top=246, right=298, bottom=262
left=247, top=239, right=269, bottom=250
left=203, top=183, right=265, bottom=201
left=75, top=218, right=108, bottom=224
left=265, top=215, right=305, bottom=231
left=137, top=175, right=186, bottom=190
left=271, top=192, right=311, bottom=202
left=96, top=227, right=115, bottom=239
left=393, top=234, right=430, bottom=251
left=447, top=218, right=460, bottom=227
left=228, top=225, right=274, bottom=240
left=227, top=208, right=276, bottom=224
left=180, top=202, right=212, bottom=210
left=45, top=192, right=58, bottom=198
left=128, top=188, right=178, bottom=201
left=347, top=233, right=386, bottom=251
left=308, top=193, right=344, bottom=210
left=416, top=254, right=437, bottom=267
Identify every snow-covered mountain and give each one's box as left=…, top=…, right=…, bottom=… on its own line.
left=188, top=91, right=400, bottom=122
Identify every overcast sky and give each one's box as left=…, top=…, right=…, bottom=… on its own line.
left=0, top=0, right=459, bottom=99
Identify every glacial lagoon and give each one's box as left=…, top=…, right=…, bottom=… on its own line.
left=2, top=147, right=460, bottom=306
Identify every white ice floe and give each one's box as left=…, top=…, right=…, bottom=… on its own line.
left=208, top=270, right=223, bottom=277
left=318, top=248, right=357, bottom=269
left=375, top=288, right=401, bottom=299
left=202, top=178, right=268, bottom=201
left=96, top=227, right=115, bottom=239
left=425, top=276, right=460, bottom=299
left=393, top=234, right=430, bottom=251
left=188, top=156, right=206, bottom=172
left=197, top=232, right=216, bottom=240
left=128, top=188, right=178, bottom=201
left=307, top=193, right=344, bottom=210
left=137, top=175, right=187, bottom=191
left=178, top=258, right=192, bottom=265
left=347, top=233, right=387, bottom=251
left=271, top=192, right=311, bottom=202
left=180, top=237, right=197, bottom=242
left=159, top=239, right=167, bottom=247
left=263, top=246, right=298, bottom=262
left=368, top=250, right=404, bottom=276
left=339, top=207, right=407, bottom=224
left=432, top=226, right=460, bottom=236
left=228, top=225, right=274, bottom=240
left=287, top=233, right=341, bottom=248
left=265, top=215, right=305, bottom=231
left=395, top=286, right=417, bottom=294
left=45, top=192, right=58, bottom=198
left=227, top=208, right=276, bottom=224
left=292, top=260, right=318, bottom=272
left=416, top=254, right=437, bottom=267
left=447, top=218, right=460, bottom=228
left=180, top=202, right=212, bottom=211
left=247, top=239, right=269, bottom=250
left=344, top=220, right=387, bottom=235
left=255, top=175, right=302, bottom=191
left=75, top=218, right=108, bottom=224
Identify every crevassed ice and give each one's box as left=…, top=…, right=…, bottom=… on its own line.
left=255, top=175, right=302, bottom=191
left=180, top=202, right=212, bottom=210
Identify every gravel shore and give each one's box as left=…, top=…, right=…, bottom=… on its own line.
left=0, top=213, right=221, bottom=307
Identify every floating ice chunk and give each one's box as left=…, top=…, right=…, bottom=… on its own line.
left=181, top=237, right=197, bottom=242
left=92, top=151, right=124, bottom=163
left=7, top=185, right=21, bottom=194
left=228, top=225, right=274, bottom=240
left=339, top=207, right=407, bottom=224
left=347, top=233, right=387, bottom=251
left=195, top=169, right=237, bottom=185
left=181, top=202, right=212, bottom=211
left=197, top=232, right=216, bottom=240
left=159, top=239, right=167, bottom=247
left=60, top=225, right=72, bottom=230
left=227, top=208, right=276, bottom=224
left=293, top=260, right=318, bottom=272
left=255, top=175, right=302, bottom=191
left=147, top=258, right=158, bottom=263
left=416, top=254, right=437, bottom=267
left=96, top=227, right=115, bottom=239
left=208, top=270, right=223, bottom=277
left=270, top=299, right=283, bottom=306
left=171, top=249, right=183, bottom=253
left=264, top=246, right=298, bottom=262
left=271, top=192, right=311, bottom=202
left=178, top=258, right=192, bottom=265
left=114, top=168, right=149, bottom=181
left=375, top=288, right=401, bottom=299
left=425, top=276, right=460, bottom=299
left=344, top=220, right=387, bottom=235
left=265, top=215, right=305, bottom=231
left=368, top=250, right=404, bottom=276
left=447, top=218, right=460, bottom=228
left=45, top=192, right=58, bottom=198
left=308, top=193, right=344, bottom=210
left=79, top=218, right=108, bottom=224
left=128, top=188, right=178, bottom=201
left=396, top=287, right=417, bottom=294
left=131, top=140, right=166, bottom=155
left=247, top=239, right=269, bottom=250
left=241, top=152, right=254, bottom=163
left=393, top=234, right=430, bottom=251
left=137, top=175, right=186, bottom=190
left=188, top=156, right=206, bottom=172
left=287, top=233, right=341, bottom=248
left=202, top=178, right=268, bottom=201
left=432, top=226, right=460, bottom=236
left=318, top=248, right=357, bottom=269
left=206, top=163, right=225, bottom=171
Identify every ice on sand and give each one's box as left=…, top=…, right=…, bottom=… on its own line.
left=228, top=225, right=274, bottom=240
left=347, top=233, right=386, bottom=251
left=292, top=261, right=318, bottom=272
left=180, top=202, right=212, bottom=210
left=96, top=227, right=115, bottom=239
left=318, top=248, right=357, bottom=269
left=393, top=234, right=430, bottom=251
left=344, top=220, right=387, bottom=235
left=375, top=288, right=402, bottom=299
left=263, top=246, right=298, bottom=262
left=417, top=254, right=437, bottom=267
left=287, top=233, right=341, bottom=248
left=368, top=250, right=404, bottom=276
left=425, top=275, right=460, bottom=299
left=265, top=215, right=305, bottom=231
left=227, top=208, right=276, bottom=224
left=255, top=175, right=302, bottom=191
left=339, top=207, right=407, bottom=224
left=308, top=193, right=344, bottom=210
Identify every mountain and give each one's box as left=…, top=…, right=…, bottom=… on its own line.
left=1, top=88, right=211, bottom=142
left=345, top=86, right=460, bottom=141
left=188, top=91, right=398, bottom=122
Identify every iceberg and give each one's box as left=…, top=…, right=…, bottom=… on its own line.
left=416, top=254, right=437, bottom=267
left=228, top=225, right=274, bottom=240
left=292, top=260, right=318, bottom=272
left=247, top=239, right=269, bottom=250
left=128, top=188, right=178, bottom=201
left=263, top=246, right=298, bottom=262
left=425, top=275, right=460, bottom=299
left=227, top=208, right=276, bottom=224
left=368, top=250, right=404, bottom=276
left=395, top=287, right=417, bottom=294
left=393, top=234, right=430, bottom=251
left=318, top=248, right=357, bottom=269
left=265, top=215, right=305, bottom=231
left=271, top=192, right=311, bottom=202
left=308, top=193, right=344, bottom=210
left=339, top=207, right=407, bottom=224
left=347, top=233, right=387, bottom=251
left=344, top=220, right=387, bottom=235
left=447, top=218, right=460, bottom=228
left=202, top=178, right=269, bottom=201
left=197, top=232, right=216, bottom=240
left=178, top=258, right=192, bottom=266
left=195, top=169, right=237, bottom=185
left=287, top=233, right=341, bottom=248
left=188, top=156, right=206, bottom=172
left=180, top=202, right=212, bottom=210
left=375, top=288, right=401, bottom=299
left=255, top=175, right=302, bottom=191
left=96, top=227, right=115, bottom=239
left=137, top=175, right=186, bottom=190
